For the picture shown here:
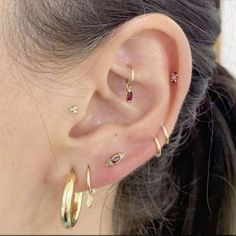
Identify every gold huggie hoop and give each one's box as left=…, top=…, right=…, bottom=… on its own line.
left=154, top=136, right=162, bottom=158
left=161, top=125, right=169, bottom=145
left=86, top=165, right=95, bottom=208
left=61, top=169, right=83, bottom=229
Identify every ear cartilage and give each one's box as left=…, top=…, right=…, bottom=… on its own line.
left=106, top=152, right=126, bottom=167
left=170, top=72, right=178, bottom=84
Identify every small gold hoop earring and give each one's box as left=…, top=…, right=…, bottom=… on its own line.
left=161, top=125, right=169, bottom=144
left=126, top=65, right=135, bottom=102
left=61, top=169, right=83, bottom=229
left=154, top=136, right=162, bottom=158
left=86, top=165, right=95, bottom=208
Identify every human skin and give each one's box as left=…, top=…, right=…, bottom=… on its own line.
left=0, top=1, right=192, bottom=234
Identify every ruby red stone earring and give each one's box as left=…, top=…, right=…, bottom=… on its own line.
left=106, top=152, right=126, bottom=167
left=170, top=72, right=178, bottom=84
left=126, top=65, right=135, bottom=102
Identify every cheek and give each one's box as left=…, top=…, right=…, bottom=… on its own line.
left=0, top=75, right=54, bottom=197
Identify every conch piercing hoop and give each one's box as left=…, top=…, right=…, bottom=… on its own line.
left=69, top=105, right=78, bottom=114
left=106, top=152, right=126, bottom=167
left=61, top=169, right=83, bottom=229
left=161, top=125, right=169, bottom=144
left=126, top=65, right=135, bottom=102
left=154, top=136, right=162, bottom=158
left=86, top=165, right=95, bottom=208
left=154, top=125, right=169, bottom=158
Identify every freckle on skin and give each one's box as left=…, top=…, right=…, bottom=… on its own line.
left=115, top=133, right=118, bottom=137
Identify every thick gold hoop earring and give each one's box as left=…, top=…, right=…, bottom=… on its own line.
left=61, top=169, right=83, bottom=229
left=154, top=136, right=162, bottom=158
left=161, top=125, right=169, bottom=144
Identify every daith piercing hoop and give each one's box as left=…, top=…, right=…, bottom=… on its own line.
left=126, top=65, right=135, bottom=102
left=106, top=152, right=126, bottom=167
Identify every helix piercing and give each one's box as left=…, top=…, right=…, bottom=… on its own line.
left=106, top=152, right=126, bottom=167
left=126, top=65, right=135, bottom=102
left=69, top=105, right=78, bottom=114
left=161, top=125, right=169, bottom=145
left=170, top=72, right=178, bottom=84
left=153, top=136, right=162, bottom=158
left=60, top=169, right=83, bottom=229
left=86, top=165, right=95, bottom=208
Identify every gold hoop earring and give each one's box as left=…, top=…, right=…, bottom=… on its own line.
left=161, top=125, right=169, bottom=144
left=126, top=65, right=135, bottom=102
left=86, top=165, right=95, bottom=208
left=154, top=136, right=162, bottom=158
left=61, top=169, right=83, bottom=229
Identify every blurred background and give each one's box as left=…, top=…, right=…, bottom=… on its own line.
left=221, top=0, right=236, bottom=77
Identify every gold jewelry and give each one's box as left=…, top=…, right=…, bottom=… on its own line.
left=69, top=105, right=78, bottom=114
left=61, top=169, right=83, bottom=229
left=126, top=65, right=135, bottom=102
left=106, top=152, right=126, bottom=167
left=86, top=165, right=95, bottom=208
left=170, top=72, right=178, bottom=84
left=154, top=136, right=162, bottom=158
left=161, top=125, right=169, bottom=144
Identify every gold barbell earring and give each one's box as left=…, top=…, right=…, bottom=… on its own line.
left=60, top=169, right=83, bottom=229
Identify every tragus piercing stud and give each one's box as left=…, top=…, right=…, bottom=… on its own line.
left=106, top=152, right=126, bottom=167
left=69, top=105, right=78, bottom=114
left=170, top=72, right=178, bottom=84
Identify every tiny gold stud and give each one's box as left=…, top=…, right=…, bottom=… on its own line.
left=69, top=106, right=78, bottom=114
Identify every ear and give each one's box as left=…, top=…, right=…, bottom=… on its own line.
left=47, top=13, right=192, bottom=192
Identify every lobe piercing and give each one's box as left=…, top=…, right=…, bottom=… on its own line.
left=60, top=169, right=83, bottom=228
left=170, top=72, right=178, bottom=84
left=106, top=152, right=126, bottom=167
left=86, top=165, right=95, bottom=208
left=69, top=105, right=78, bottom=114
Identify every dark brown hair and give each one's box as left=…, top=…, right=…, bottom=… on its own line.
left=3, top=0, right=236, bottom=234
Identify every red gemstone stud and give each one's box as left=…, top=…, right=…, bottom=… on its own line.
left=126, top=86, right=133, bottom=103
left=106, top=152, right=126, bottom=167
left=170, top=72, right=178, bottom=84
